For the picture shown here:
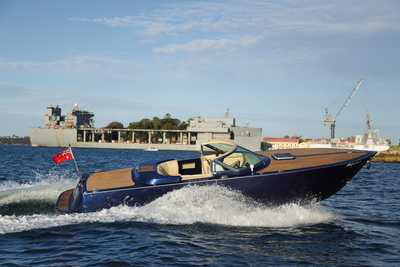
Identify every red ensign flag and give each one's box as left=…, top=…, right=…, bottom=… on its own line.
left=52, top=148, right=74, bottom=165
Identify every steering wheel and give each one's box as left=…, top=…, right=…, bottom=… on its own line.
left=231, top=160, right=241, bottom=168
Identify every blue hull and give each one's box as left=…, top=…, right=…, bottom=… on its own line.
left=59, top=151, right=374, bottom=213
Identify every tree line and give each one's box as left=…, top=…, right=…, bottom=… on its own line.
left=104, top=113, right=188, bottom=130
left=103, top=114, right=189, bottom=143
left=0, top=136, right=31, bottom=145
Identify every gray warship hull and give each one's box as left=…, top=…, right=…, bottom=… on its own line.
left=30, top=128, right=262, bottom=151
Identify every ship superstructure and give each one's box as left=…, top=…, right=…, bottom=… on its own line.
left=351, top=114, right=389, bottom=152
left=44, top=104, right=94, bottom=129
left=31, top=105, right=262, bottom=151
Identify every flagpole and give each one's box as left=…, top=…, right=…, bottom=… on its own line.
left=68, top=145, right=81, bottom=176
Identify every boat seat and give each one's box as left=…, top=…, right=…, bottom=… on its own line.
left=222, top=152, right=245, bottom=168
left=201, top=157, right=212, bottom=175
left=157, top=154, right=223, bottom=180
left=86, top=168, right=134, bottom=192
left=180, top=156, right=215, bottom=181
left=157, top=160, right=180, bottom=176
left=157, top=157, right=215, bottom=180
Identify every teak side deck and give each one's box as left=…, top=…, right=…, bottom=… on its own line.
left=258, top=148, right=369, bottom=173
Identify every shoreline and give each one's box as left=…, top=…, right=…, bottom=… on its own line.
left=372, top=149, right=400, bottom=163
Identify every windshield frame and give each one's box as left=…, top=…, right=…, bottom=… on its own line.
left=201, top=141, right=269, bottom=175
left=200, top=141, right=237, bottom=158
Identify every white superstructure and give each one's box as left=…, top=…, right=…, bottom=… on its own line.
left=307, top=114, right=389, bottom=152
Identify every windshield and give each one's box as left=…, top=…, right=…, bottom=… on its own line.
left=219, top=146, right=264, bottom=169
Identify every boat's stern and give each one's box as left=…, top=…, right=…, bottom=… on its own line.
left=56, top=177, right=85, bottom=213
left=55, top=188, right=74, bottom=212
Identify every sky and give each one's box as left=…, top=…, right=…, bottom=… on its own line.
left=0, top=0, right=399, bottom=143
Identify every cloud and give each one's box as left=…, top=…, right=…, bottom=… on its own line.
left=154, top=35, right=262, bottom=54
left=70, top=16, right=141, bottom=27
left=71, top=0, right=400, bottom=38
left=69, top=1, right=400, bottom=56
left=0, top=56, right=130, bottom=71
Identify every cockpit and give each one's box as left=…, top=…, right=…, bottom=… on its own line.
left=156, top=141, right=270, bottom=180
left=201, top=141, right=270, bottom=178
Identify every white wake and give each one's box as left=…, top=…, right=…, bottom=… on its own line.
left=0, top=170, right=76, bottom=206
left=0, top=185, right=335, bottom=234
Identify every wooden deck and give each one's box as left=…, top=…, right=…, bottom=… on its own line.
left=86, top=168, right=135, bottom=192
left=257, top=148, right=369, bottom=173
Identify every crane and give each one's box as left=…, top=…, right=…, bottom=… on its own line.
left=323, top=79, right=364, bottom=139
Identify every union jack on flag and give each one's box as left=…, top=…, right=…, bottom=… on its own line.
left=52, top=148, right=74, bottom=165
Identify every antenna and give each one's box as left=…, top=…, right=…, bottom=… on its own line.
left=224, top=108, right=230, bottom=118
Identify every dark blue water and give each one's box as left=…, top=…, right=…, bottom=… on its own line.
left=0, top=145, right=399, bottom=266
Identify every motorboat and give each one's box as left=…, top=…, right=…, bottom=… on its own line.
left=56, top=141, right=375, bottom=213
left=145, top=147, right=159, bottom=152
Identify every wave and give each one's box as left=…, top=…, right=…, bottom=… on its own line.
left=0, top=185, right=335, bottom=234
left=0, top=170, right=77, bottom=215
